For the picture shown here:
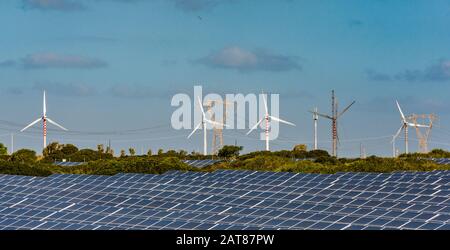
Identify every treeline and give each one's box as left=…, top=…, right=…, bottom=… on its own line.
left=0, top=141, right=449, bottom=177
left=207, top=155, right=450, bottom=174
left=63, top=157, right=196, bottom=176
left=204, top=146, right=450, bottom=174
left=399, top=149, right=450, bottom=159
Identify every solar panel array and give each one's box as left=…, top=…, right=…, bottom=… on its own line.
left=0, top=170, right=449, bottom=230
left=183, top=159, right=222, bottom=168
left=431, top=158, right=450, bottom=165
left=54, top=162, right=87, bottom=167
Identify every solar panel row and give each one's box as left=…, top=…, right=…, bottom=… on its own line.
left=431, top=158, right=450, bottom=165
left=0, top=170, right=449, bottom=230
left=183, top=159, right=222, bottom=168
left=53, top=162, right=87, bottom=167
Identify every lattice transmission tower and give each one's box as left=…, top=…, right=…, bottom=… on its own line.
left=205, top=99, right=233, bottom=155
left=407, top=113, right=437, bottom=153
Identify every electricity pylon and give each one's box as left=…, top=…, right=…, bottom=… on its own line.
left=205, top=99, right=234, bottom=155
left=407, top=113, right=437, bottom=153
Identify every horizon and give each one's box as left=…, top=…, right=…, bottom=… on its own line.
left=1, top=0, right=450, bottom=156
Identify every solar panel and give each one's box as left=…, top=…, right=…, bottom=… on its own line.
left=0, top=169, right=449, bottom=230
left=430, top=158, right=450, bottom=165
left=53, top=162, right=87, bottom=167
left=182, top=159, right=222, bottom=168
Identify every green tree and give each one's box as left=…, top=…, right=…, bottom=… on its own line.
left=11, top=149, right=37, bottom=164
left=61, top=144, right=78, bottom=156
left=0, top=143, right=7, bottom=155
left=69, top=149, right=105, bottom=162
left=120, top=149, right=126, bottom=157
left=43, top=142, right=63, bottom=157
left=218, top=145, right=243, bottom=159
left=165, top=150, right=177, bottom=156
left=158, top=149, right=164, bottom=155
left=306, top=149, right=330, bottom=158
left=97, top=144, right=105, bottom=154
left=42, top=142, right=65, bottom=162
left=129, top=148, right=136, bottom=156
left=293, top=144, right=307, bottom=152
left=147, top=149, right=152, bottom=157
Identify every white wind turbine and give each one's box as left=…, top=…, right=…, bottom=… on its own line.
left=247, top=92, right=295, bottom=151
left=392, top=100, right=429, bottom=156
left=21, top=91, right=68, bottom=150
left=188, top=97, right=226, bottom=155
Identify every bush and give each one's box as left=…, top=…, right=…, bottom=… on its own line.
left=11, top=149, right=37, bottom=164
left=0, top=143, right=7, bottom=155
left=63, top=157, right=195, bottom=175
left=0, top=161, right=52, bottom=176
left=218, top=145, right=243, bottom=159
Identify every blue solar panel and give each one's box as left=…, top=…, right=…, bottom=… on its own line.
left=53, top=162, right=87, bottom=167
left=0, top=169, right=449, bottom=230
left=430, top=158, right=450, bottom=165
left=182, top=159, right=223, bottom=168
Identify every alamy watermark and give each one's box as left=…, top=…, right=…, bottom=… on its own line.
left=171, top=86, right=283, bottom=140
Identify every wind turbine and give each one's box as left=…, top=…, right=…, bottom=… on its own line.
left=392, top=100, right=429, bottom=156
left=188, top=97, right=226, bottom=155
left=247, top=92, right=295, bottom=151
left=20, top=91, right=68, bottom=150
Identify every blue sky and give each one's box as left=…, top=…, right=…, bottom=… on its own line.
left=1, top=0, right=450, bottom=156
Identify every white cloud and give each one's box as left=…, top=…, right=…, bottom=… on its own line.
left=197, top=46, right=301, bottom=72
left=22, top=53, right=107, bottom=70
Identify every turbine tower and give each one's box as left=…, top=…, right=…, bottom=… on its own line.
left=20, top=91, right=68, bottom=150
left=247, top=92, right=295, bottom=151
left=310, top=90, right=355, bottom=157
left=311, top=107, right=319, bottom=150
left=188, top=97, right=225, bottom=155
left=392, top=101, right=429, bottom=155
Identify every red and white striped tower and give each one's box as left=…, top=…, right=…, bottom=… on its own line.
left=43, top=90, right=47, bottom=149
left=43, top=117, right=47, bottom=149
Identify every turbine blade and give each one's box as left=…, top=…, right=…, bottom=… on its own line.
left=392, top=125, right=403, bottom=142
left=308, top=111, right=333, bottom=120
left=337, top=101, right=355, bottom=118
left=43, top=90, right=47, bottom=116
left=20, top=118, right=42, bottom=132
left=247, top=118, right=264, bottom=135
left=187, top=122, right=202, bottom=138
left=46, top=118, right=68, bottom=131
left=269, top=116, right=296, bottom=126
left=197, top=97, right=205, bottom=116
left=205, top=119, right=229, bottom=128
left=396, top=100, right=406, bottom=122
left=407, top=122, right=430, bottom=128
